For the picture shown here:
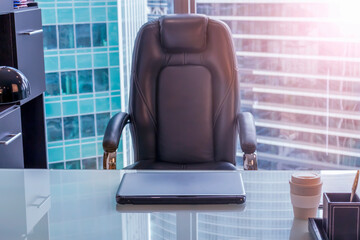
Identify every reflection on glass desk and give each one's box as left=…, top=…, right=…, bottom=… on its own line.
left=0, top=170, right=358, bottom=240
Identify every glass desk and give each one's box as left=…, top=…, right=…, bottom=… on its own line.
left=0, top=170, right=357, bottom=240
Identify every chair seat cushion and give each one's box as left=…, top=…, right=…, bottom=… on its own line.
left=124, top=160, right=237, bottom=170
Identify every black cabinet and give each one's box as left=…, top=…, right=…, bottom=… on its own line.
left=0, top=105, right=24, bottom=168
left=0, top=8, right=45, bottom=104
left=0, top=5, right=47, bottom=169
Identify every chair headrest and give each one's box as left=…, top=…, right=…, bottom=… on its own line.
left=159, top=14, right=208, bottom=53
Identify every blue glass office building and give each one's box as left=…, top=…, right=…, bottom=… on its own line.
left=38, top=0, right=147, bottom=169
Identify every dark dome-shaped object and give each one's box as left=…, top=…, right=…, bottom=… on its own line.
left=0, top=66, right=30, bottom=104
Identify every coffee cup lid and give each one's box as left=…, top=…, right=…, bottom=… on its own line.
left=291, top=172, right=321, bottom=185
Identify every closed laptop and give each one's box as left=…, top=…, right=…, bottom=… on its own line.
left=116, top=171, right=246, bottom=204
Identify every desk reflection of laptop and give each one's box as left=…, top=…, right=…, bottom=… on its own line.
left=116, top=171, right=246, bottom=205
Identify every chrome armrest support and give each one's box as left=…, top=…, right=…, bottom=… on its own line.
left=103, top=151, right=117, bottom=170
left=243, top=153, right=257, bottom=170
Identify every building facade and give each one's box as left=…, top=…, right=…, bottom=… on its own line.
left=39, top=0, right=147, bottom=169
left=197, top=0, right=360, bottom=169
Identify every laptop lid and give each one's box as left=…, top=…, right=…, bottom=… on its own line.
left=116, top=171, right=246, bottom=204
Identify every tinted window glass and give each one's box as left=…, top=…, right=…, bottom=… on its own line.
left=64, top=116, right=79, bottom=140
left=43, top=25, right=57, bottom=50
left=94, top=68, right=109, bottom=92
left=92, top=23, right=107, bottom=47
left=61, top=71, right=77, bottom=95
left=75, top=24, right=91, bottom=48
left=58, top=25, right=75, bottom=49
left=78, top=70, right=93, bottom=93
left=96, top=112, right=110, bottom=135
left=46, top=118, right=63, bottom=142
left=66, top=160, right=81, bottom=169
left=82, top=158, right=97, bottom=169
left=80, top=114, right=95, bottom=137
left=45, top=72, right=60, bottom=96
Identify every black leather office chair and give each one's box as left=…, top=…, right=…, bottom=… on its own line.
left=102, top=14, right=257, bottom=170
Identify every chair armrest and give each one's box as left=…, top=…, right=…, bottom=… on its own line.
left=237, top=112, right=257, bottom=154
left=102, top=112, right=130, bottom=152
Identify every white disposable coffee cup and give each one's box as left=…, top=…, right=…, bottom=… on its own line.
left=289, top=172, right=322, bottom=219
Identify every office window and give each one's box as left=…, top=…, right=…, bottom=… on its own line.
left=92, top=23, right=107, bottom=47
left=49, top=162, right=65, bottom=169
left=58, top=25, right=75, bottom=49
left=46, top=118, right=63, bottom=142
left=57, top=8, right=73, bottom=24
left=148, top=0, right=174, bottom=20
left=75, top=8, right=90, bottom=23
left=63, top=101, right=78, bottom=116
left=91, top=7, right=106, bottom=22
left=46, top=102, right=61, bottom=118
left=75, top=24, right=91, bottom=48
left=61, top=71, right=77, bottom=95
left=80, top=114, right=95, bottom=138
left=45, top=72, right=60, bottom=96
left=78, top=70, right=93, bottom=93
left=63, top=116, right=79, bottom=140
left=79, top=99, right=94, bottom=114
left=96, top=112, right=111, bottom=136
left=97, top=157, right=103, bottom=170
left=196, top=1, right=360, bottom=169
left=42, top=25, right=57, bottom=50
left=94, top=68, right=109, bottom=92
left=82, top=158, right=97, bottom=169
left=108, top=22, right=119, bottom=46
left=65, top=145, right=80, bottom=160
left=66, top=160, right=81, bottom=169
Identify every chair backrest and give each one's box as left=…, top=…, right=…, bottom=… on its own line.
left=129, top=14, right=240, bottom=165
